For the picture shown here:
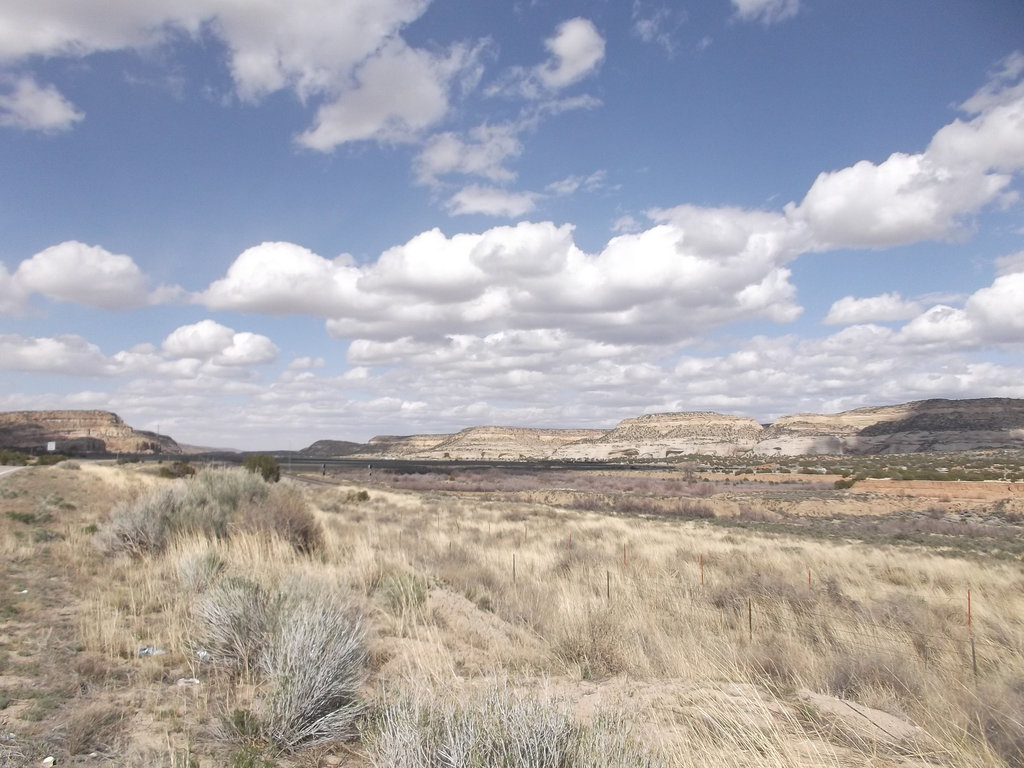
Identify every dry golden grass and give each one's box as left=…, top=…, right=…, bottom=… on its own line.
left=1, top=461, right=1023, bottom=766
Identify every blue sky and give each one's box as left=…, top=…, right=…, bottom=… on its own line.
left=1, top=0, right=1023, bottom=449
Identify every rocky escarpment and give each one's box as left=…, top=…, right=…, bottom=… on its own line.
left=0, top=410, right=180, bottom=454
left=361, top=434, right=454, bottom=457
left=297, top=398, right=1024, bottom=461
left=554, top=412, right=765, bottom=460
left=754, top=399, right=1024, bottom=455
left=417, top=427, right=604, bottom=460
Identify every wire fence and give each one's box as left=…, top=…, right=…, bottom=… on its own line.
left=487, top=535, right=1024, bottom=684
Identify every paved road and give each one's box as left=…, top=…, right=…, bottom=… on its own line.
left=0, top=465, right=25, bottom=479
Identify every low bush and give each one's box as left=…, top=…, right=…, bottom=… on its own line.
left=668, top=498, right=715, bottom=519
left=362, top=684, right=666, bottom=767
left=192, top=577, right=274, bottom=676
left=178, top=550, right=227, bottom=593
left=192, top=578, right=369, bottom=750
left=98, top=485, right=182, bottom=556
left=0, top=448, right=30, bottom=465
left=258, top=585, right=368, bottom=749
left=238, top=485, right=323, bottom=554
left=195, top=467, right=268, bottom=512
left=243, top=454, right=281, bottom=483
left=35, top=453, right=67, bottom=466
left=159, top=461, right=196, bottom=479
left=99, top=469, right=288, bottom=556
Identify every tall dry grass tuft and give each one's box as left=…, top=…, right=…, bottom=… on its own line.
left=237, top=484, right=324, bottom=554
left=191, top=576, right=273, bottom=676
left=186, top=564, right=370, bottom=751
left=257, top=581, right=369, bottom=749
left=362, top=682, right=668, bottom=767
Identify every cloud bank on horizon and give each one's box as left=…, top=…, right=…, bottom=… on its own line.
left=0, top=0, right=1022, bottom=448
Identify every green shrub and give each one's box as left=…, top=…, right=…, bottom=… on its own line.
left=243, top=455, right=281, bottom=483
left=35, top=453, right=66, bottom=466
left=159, top=461, right=196, bottom=479
left=0, top=448, right=30, bottom=465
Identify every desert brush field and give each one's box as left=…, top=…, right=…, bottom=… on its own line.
left=1, top=459, right=1023, bottom=767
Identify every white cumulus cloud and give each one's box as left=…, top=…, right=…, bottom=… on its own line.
left=297, top=40, right=481, bottom=150
left=14, top=241, right=160, bottom=310
left=415, top=123, right=522, bottom=185
left=995, top=251, right=1024, bottom=276
left=789, top=53, right=1024, bottom=250
left=446, top=185, right=539, bottom=217
left=825, top=293, right=923, bottom=325
left=537, top=18, right=606, bottom=90
left=199, top=241, right=360, bottom=316
left=891, top=270, right=1024, bottom=349
left=731, top=0, right=800, bottom=24
left=0, top=318, right=279, bottom=382
left=0, top=263, right=27, bottom=313
left=0, top=334, right=109, bottom=375
left=491, top=18, right=606, bottom=100
left=0, top=0, right=478, bottom=148
left=0, top=75, right=83, bottom=132
left=199, top=211, right=804, bottom=348
left=162, top=320, right=278, bottom=365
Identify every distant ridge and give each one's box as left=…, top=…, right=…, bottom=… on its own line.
left=299, top=439, right=365, bottom=458
left=4, top=398, right=1021, bottom=461
left=301, top=398, right=1024, bottom=460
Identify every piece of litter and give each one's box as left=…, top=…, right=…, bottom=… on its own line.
left=176, top=677, right=201, bottom=686
left=137, top=646, right=167, bottom=657
left=16, top=589, right=27, bottom=594
left=41, top=757, right=55, bottom=767
left=195, top=649, right=211, bottom=662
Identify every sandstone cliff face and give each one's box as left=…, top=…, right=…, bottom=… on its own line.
left=554, top=412, right=764, bottom=459
left=362, top=434, right=453, bottom=457
left=0, top=410, right=180, bottom=454
left=417, top=427, right=604, bottom=460
left=352, top=400, right=1024, bottom=461
left=753, top=399, right=1024, bottom=455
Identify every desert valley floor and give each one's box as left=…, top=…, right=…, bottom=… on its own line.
left=1, top=457, right=1023, bottom=766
